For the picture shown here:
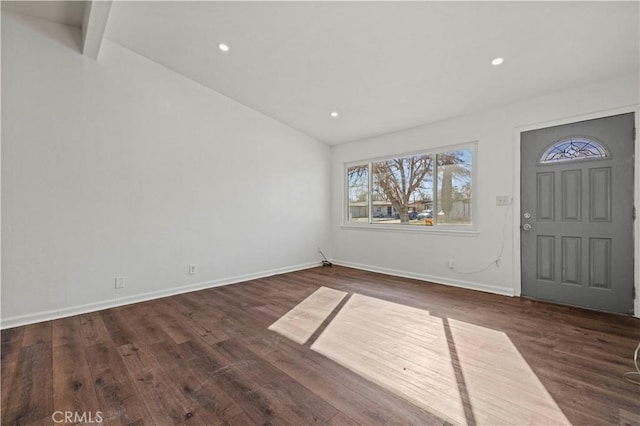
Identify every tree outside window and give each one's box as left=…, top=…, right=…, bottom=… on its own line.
left=346, top=145, right=473, bottom=227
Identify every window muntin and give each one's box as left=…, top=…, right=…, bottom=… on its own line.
left=345, top=144, right=474, bottom=228
left=540, top=137, right=609, bottom=164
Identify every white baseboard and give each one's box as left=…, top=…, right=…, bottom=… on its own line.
left=1, top=261, right=321, bottom=329
left=332, top=259, right=515, bottom=297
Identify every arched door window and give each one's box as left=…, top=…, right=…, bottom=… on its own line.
left=539, top=137, right=609, bottom=164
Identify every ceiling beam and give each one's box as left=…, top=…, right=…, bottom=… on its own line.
left=81, top=1, right=112, bottom=59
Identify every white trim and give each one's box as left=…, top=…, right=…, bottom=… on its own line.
left=0, top=261, right=321, bottom=329
left=340, top=223, right=479, bottom=236
left=343, top=140, right=477, bottom=167
left=332, top=259, right=515, bottom=297
left=513, top=104, right=640, bottom=317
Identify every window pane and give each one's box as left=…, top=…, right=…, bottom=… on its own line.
left=371, top=154, right=434, bottom=225
left=347, top=165, right=369, bottom=223
left=436, top=149, right=472, bottom=225
left=540, top=137, right=608, bottom=164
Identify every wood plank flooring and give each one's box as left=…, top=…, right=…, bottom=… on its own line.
left=2, top=266, right=639, bottom=425
left=268, top=286, right=347, bottom=344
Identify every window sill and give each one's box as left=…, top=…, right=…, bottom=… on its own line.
left=340, top=223, right=479, bottom=236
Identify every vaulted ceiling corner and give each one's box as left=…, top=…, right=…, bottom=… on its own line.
left=81, top=1, right=112, bottom=59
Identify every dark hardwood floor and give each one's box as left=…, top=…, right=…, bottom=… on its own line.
left=2, top=266, right=639, bottom=425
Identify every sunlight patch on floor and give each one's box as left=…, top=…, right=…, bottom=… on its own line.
left=267, top=286, right=347, bottom=344
left=270, top=290, right=570, bottom=426
left=311, top=293, right=466, bottom=423
left=446, top=317, right=570, bottom=425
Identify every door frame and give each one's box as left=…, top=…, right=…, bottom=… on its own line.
left=513, top=105, right=640, bottom=317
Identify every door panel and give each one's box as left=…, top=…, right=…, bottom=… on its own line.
left=536, top=235, right=555, bottom=281
left=561, top=170, right=581, bottom=221
left=590, top=167, right=611, bottom=221
left=537, top=172, right=555, bottom=221
left=561, top=236, right=581, bottom=285
left=589, top=237, right=611, bottom=289
left=521, top=113, right=635, bottom=314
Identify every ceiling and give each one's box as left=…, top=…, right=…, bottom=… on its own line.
left=1, top=1, right=85, bottom=27
left=5, top=1, right=640, bottom=145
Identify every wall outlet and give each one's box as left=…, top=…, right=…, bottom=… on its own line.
left=188, top=264, right=197, bottom=275
left=115, top=276, right=125, bottom=289
left=448, top=259, right=455, bottom=269
left=496, top=196, right=511, bottom=206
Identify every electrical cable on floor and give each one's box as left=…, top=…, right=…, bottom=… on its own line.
left=319, top=249, right=333, bottom=267
left=452, top=199, right=511, bottom=275
left=623, top=341, right=640, bottom=385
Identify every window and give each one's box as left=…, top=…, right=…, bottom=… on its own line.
left=540, top=137, right=608, bottom=164
left=347, top=165, right=369, bottom=223
left=345, top=144, right=474, bottom=228
left=371, top=154, right=434, bottom=224
left=436, top=150, right=473, bottom=225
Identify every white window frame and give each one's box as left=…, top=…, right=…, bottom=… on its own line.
left=343, top=141, right=478, bottom=235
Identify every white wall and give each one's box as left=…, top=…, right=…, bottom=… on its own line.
left=331, top=73, right=639, bottom=301
left=1, top=12, right=330, bottom=328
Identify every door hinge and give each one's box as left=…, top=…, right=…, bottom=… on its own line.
left=634, top=127, right=637, bottom=142
left=633, top=285, right=636, bottom=300
left=634, top=206, right=636, bottom=221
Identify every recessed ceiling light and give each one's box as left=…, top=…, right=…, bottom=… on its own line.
left=218, top=43, right=230, bottom=52
left=491, top=57, right=504, bottom=66
left=330, top=111, right=339, bottom=118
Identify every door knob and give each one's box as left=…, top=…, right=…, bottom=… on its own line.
left=522, top=223, right=532, bottom=231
